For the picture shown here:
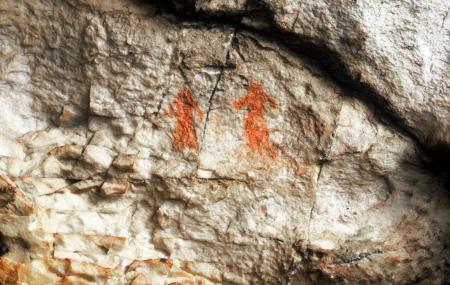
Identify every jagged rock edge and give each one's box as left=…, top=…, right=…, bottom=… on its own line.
left=149, top=0, right=450, bottom=190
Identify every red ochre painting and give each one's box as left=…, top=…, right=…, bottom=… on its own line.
left=235, top=82, right=278, bottom=158
left=166, top=87, right=204, bottom=152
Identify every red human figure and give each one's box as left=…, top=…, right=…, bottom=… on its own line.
left=234, top=82, right=278, bottom=158
left=166, top=87, right=204, bottom=152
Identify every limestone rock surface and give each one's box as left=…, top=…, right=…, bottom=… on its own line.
left=0, top=0, right=449, bottom=284
left=175, top=0, right=450, bottom=147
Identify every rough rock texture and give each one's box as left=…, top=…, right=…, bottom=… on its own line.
left=0, top=0, right=449, bottom=284
left=173, top=0, right=450, bottom=148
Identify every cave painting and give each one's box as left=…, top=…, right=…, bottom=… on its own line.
left=167, top=87, right=204, bottom=152
left=235, top=82, right=278, bottom=158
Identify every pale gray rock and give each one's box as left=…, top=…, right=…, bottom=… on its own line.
left=0, top=0, right=448, bottom=285
left=180, top=0, right=450, bottom=148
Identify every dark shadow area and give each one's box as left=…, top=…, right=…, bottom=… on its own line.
left=0, top=232, right=9, bottom=256
left=421, top=142, right=450, bottom=190
left=148, top=0, right=450, bottom=191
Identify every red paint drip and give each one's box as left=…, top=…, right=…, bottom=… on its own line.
left=167, top=87, right=204, bottom=152
left=235, top=82, right=278, bottom=158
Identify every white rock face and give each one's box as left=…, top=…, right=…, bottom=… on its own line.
left=0, top=0, right=449, bottom=284
left=191, top=0, right=450, bottom=147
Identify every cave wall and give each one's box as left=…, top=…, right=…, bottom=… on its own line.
left=0, top=0, right=449, bottom=284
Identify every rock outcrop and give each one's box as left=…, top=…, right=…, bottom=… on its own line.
left=171, top=0, right=450, bottom=148
left=0, top=0, right=448, bottom=284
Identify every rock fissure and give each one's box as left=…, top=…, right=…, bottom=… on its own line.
left=307, top=162, right=323, bottom=247
left=0, top=1, right=449, bottom=284
left=200, top=28, right=238, bottom=153
left=152, top=0, right=450, bottom=190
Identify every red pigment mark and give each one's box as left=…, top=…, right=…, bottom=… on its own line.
left=166, top=87, right=204, bottom=152
left=235, top=82, right=278, bottom=158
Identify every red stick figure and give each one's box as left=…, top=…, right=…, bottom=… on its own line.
left=166, top=87, right=204, bottom=152
left=235, top=82, right=278, bottom=158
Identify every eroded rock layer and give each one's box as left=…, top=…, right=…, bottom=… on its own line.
left=0, top=0, right=449, bottom=284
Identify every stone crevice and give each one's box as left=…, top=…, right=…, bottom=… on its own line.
left=153, top=0, right=450, bottom=191
left=199, top=28, right=238, bottom=153
left=307, top=162, right=323, bottom=246
left=0, top=1, right=449, bottom=284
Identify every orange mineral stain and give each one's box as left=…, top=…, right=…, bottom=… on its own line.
left=235, top=82, right=278, bottom=158
left=167, top=87, right=204, bottom=152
